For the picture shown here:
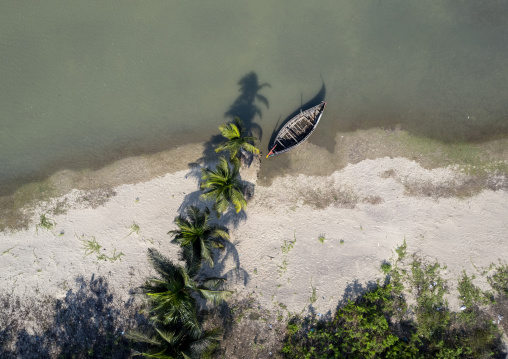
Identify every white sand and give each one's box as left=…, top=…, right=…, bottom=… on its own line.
left=1, top=154, right=507, bottom=321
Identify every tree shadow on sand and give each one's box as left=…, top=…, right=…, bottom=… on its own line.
left=192, top=71, right=270, bottom=167
left=0, top=275, right=148, bottom=359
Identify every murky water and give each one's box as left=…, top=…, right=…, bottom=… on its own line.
left=2, top=1, right=508, bottom=194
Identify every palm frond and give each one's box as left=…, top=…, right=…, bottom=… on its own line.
left=214, top=141, right=237, bottom=155
left=199, top=238, right=214, bottom=267
left=211, top=227, right=229, bottom=240
left=217, top=156, right=230, bottom=173
left=233, top=117, right=244, bottom=134
left=126, top=330, right=162, bottom=346
left=189, top=327, right=223, bottom=358
left=212, top=198, right=229, bottom=217
left=230, top=189, right=247, bottom=213
left=180, top=245, right=199, bottom=274
left=187, top=206, right=205, bottom=224
left=200, top=277, right=227, bottom=289
left=199, top=190, right=217, bottom=202
left=198, top=288, right=233, bottom=305
left=218, top=122, right=240, bottom=140
left=147, top=248, right=179, bottom=279
left=241, top=142, right=260, bottom=155
left=229, top=157, right=241, bottom=176
left=131, top=349, right=174, bottom=359
left=154, top=327, right=181, bottom=346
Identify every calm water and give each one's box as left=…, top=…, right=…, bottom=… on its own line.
left=2, top=1, right=508, bottom=193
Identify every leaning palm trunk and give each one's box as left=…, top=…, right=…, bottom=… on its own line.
left=200, top=157, right=247, bottom=217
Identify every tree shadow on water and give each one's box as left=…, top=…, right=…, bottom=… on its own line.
left=224, top=71, right=270, bottom=140
left=0, top=275, right=148, bottom=358
left=193, top=72, right=270, bottom=167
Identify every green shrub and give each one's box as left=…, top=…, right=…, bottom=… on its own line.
left=282, top=245, right=505, bottom=359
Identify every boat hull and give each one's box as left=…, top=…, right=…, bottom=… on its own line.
left=267, top=102, right=326, bottom=158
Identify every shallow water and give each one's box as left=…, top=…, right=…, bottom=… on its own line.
left=2, top=1, right=508, bottom=193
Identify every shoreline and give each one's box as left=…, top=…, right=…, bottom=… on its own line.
left=3, top=127, right=508, bottom=233
left=1, top=130, right=508, bottom=356
left=1, top=153, right=507, bottom=301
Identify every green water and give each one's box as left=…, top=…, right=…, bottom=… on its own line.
left=2, top=1, right=508, bottom=193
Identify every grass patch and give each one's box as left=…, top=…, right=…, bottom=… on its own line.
left=81, top=235, right=125, bottom=263
left=81, top=236, right=102, bottom=257
left=309, top=278, right=317, bottom=304
left=125, top=222, right=140, bottom=238
left=1, top=246, right=16, bottom=257
left=278, top=231, right=296, bottom=277
left=36, top=213, right=56, bottom=233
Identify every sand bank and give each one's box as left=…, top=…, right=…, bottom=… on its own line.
left=1, top=136, right=507, bottom=356
left=1, top=153, right=507, bottom=303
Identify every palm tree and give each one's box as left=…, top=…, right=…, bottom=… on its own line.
left=215, top=117, right=259, bottom=160
left=141, top=248, right=231, bottom=328
left=169, top=206, right=229, bottom=267
left=200, top=156, right=247, bottom=216
left=128, top=323, right=222, bottom=359
left=128, top=248, right=232, bottom=358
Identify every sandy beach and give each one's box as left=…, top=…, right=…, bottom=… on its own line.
left=1, top=131, right=508, bottom=357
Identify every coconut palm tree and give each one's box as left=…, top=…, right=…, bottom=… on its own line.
left=200, top=156, right=247, bottom=216
left=169, top=206, right=229, bottom=268
left=141, top=248, right=231, bottom=328
left=128, top=248, right=231, bottom=358
left=128, top=323, right=222, bottom=359
left=215, top=117, right=259, bottom=160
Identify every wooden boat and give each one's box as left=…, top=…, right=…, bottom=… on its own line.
left=266, top=101, right=326, bottom=158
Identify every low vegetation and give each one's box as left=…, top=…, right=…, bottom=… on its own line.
left=282, top=242, right=508, bottom=358
left=36, top=213, right=56, bottom=233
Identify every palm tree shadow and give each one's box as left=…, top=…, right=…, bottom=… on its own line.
left=190, top=134, right=223, bottom=170
left=198, top=238, right=249, bottom=340
left=267, top=81, right=326, bottom=152
left=0, top=275, right=148, bottom=358
left=192, top=72, right=270, bottom=169
left=178, top=189, right=206, bottom=215
left=224, top=71, right=271, bottom=141
left=207, top=239, right=250, bottom=289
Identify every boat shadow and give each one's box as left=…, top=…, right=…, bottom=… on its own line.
left=267, top=81, right=326, bottom=152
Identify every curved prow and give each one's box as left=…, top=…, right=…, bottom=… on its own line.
left=266, top=144, right=277, bottom=158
